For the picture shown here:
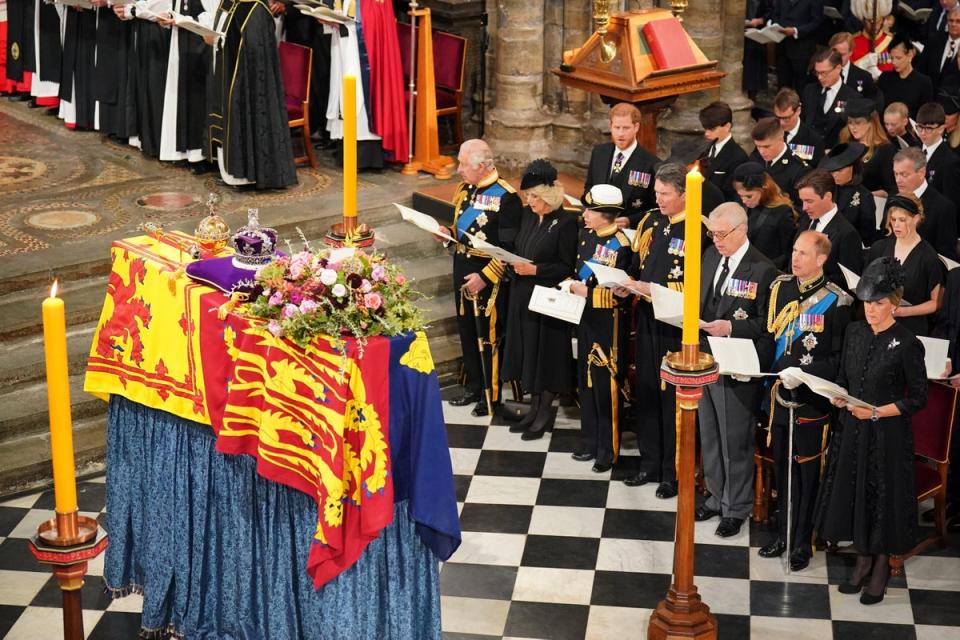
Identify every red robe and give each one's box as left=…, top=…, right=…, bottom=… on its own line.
left=852, top=31, right=894, bottom=74
left=360, top=0, right=409, bottom=163
left=0, top=19, right=31, bottom=93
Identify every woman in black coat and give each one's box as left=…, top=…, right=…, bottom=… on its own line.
left=732, top=162, right=796, bottom=270
left=501, top=160, right=579, bottom=436
left=820, top=142, right=879, bottom=244
left=814, top=257, right=927, bottom=606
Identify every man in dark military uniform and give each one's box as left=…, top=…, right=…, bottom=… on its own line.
left=749, top=117, right=810, bottom=205
left=567, top=184, right=634, bottom=473
left=773, top=88, right=825, bottom=166
left=615, top=163, right=702, bottom=498
left=761, top=230, right=853, bottom=571
left=439, top=139, right=523, bottom=416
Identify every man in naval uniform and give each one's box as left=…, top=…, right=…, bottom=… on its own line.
left=438, top=139, right=522, bottom=416
left=615, top=163, right=703, bottom=499
left=567, top=184, right=633, bottom=472
left=760, top=230, right=852, bottom=571
left=749, top=117, right=810, bottom=205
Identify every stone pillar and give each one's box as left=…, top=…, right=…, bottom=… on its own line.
left=485, top=0, right=553, bottom=170
left=657, top=0, right=750, bottom=155
left=551, top=0, right=593, bottom=173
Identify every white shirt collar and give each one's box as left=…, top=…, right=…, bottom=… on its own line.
left=714, top=239, right=751, bottom=289
left=914, top=180, right=929, bottom=198
left=924, top=138, right=944, bottom=157
left=612, top=140, right=637, bottom=165
left=769, top=144, right=788, bottom=165
left=713, top=134, right=732, bottom=155
left=786, top=119, right=802, bottom=142
left=841, top=61, right=851, bottom=79
left=812, top=205, right=838, bottom=230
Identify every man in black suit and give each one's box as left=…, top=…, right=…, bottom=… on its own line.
left=795, top=170, right=865, bottom=289
left=802, top=49, right=861, bottom=148
left=927, top=0, right=958, bottom=37
left=829, top=31, right=881, bottom=103
left=699, top=101, right=749, bottom=202
left=892, top=146, right=960, bottom=258
left=665, top=139, right=726, bottom=215
left=696, top=202, right=778, bottom=539
left=773, top=88, right=826, bottom=166
left=915, top=101, right=960, bottom=207
left=767, top=0, right=824, bottom=91
left=749, top=117, right=810, bottom=204
left=582, top=102, right=660, bottom=228
left=917, top=6, right=960, bottom=94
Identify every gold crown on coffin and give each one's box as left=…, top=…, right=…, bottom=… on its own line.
left=194, top=193, right=231, bottom=253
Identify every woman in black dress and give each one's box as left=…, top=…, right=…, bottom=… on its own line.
left=877, top=35, right=933, bottom=119
left=838, top=98, right=898, bottom=195
left=815, top=257, right=927, bottom=605
left=866, top=193, right=944, bottom=336
left=820, top=142, right=879, bottom=244
left=501, top=159, right=578, bottom=438
left=732, top=162, right=796, bottom=270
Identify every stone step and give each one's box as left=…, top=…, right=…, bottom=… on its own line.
left=0, top=276, right=109, bottom=342
left=0, top=321, right=98, bottom=389
left=0, top=413, right=107, bottom=497
left=372, top=220, right=448, bottom=261
left=271, top=202, right=405, bottom=247
left=426, top=331, right=463, bottom=386
left=421, top=291, right=458, bottom=337
left=398, top=255, right=454, bottom=298
left=0, top=373, right=104, bottom=445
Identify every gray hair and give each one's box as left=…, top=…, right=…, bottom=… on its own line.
left=709, top=202, right=749, bottom=228
left=459, top=139, right=495, bottom=170
left=894, top=146, right=926, bottom=171
left=654, top=163, right=686, bottom=194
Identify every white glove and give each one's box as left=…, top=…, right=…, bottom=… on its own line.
left=779, top=367, right=803, bottom=390
left=731, top=374, right=751, bottom=383
left=557, top=279, right=574, bottom=293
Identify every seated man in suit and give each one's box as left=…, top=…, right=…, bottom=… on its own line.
left=795, top=169, right=864, bottom=289
left=582, top=102, right=660, bottom=229
left=697, top=203, right=778, bottom=538
left=802, top=49, right=861, bottom=148
left=892, top=146, right=960, bottom=258
left=700, top=101, right=749, bottom=202
left=917, top=6, right=960, bottom=95
left=829, top=31, right=881, bottom=102
left=774, top=88, right=826, bottom=166
left=749, top=117, right=810, bottom=205
left=916, top=101, right=960, bottom=207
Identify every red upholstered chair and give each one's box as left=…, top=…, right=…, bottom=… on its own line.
left=889, top=380, right=958, bottom=576
left=278, top=41, right=317, bottom=169
left=752, top=427, right=775, bottom=524
left=432, top=29, right=467, bottom=146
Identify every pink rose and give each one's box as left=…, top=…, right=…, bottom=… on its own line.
left=268, top=291, right=284, bottom=306
left=395, top=274, right=406, bottom=285
left=363, top=292, right=383, bottom=310
left=371, top=265, right=386, bottom=282
left=267, top=320, right=283, bottom=336
left=361, top=279, right=373, bottom=293
left=282, top=303, right=299, bottom=318
left=299, top=299, right=318, bottom=314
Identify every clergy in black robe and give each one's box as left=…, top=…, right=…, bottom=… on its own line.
left=815, top=258, right=926, bottom=603
left=58, top=4, right=98, bottom=129
left=208, top=0, right=296, bottom=188
left=5, top=0, right=35, bottom=82
left=95, top=3, right=135, bottom=138
left=124, top=0, right=172, bottom=157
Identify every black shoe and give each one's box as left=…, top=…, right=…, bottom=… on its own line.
left=190, top=160, right=213, bottom=175
left=521, top=409, right=555, bottom=441
left=623, top=470, right=659, bottom=487
left=471, top=399, right=490, bottom=417
left=510, top=395, right=541, bottom=432
left=758, top=538, right=787, bottom=558
left=838, top=576, right=868, bottom=594
left=449, top=390, right=481, bottom=407
left=694, top=505, right=721, bottom=522
left=789, top=547, right=811, bottom=572
left=592, top=461, right=613, bottom=473
left=655, top=481, right=678, bottom=499
left=859, top=590, right=885, bottom=605
left=715, top=517, right=744, bottom=538
left=571, top=450, right=595, bottom=462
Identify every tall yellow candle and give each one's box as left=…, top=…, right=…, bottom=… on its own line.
left=41, top=281, right=78, bottom=514
left=682, top=165, right=703, bottom=348
left=343, top=75, right=358, bottom=222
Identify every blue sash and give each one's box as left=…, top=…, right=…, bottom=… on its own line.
left=774, top=292, right=837, bottom=361
left=578, top=235, right=624, bottom=281
left=455, top=182, right=508, bottom=239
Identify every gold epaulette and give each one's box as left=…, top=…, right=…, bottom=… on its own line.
left=770, top=273, right=793, bottom=289
left=497, top=178, right=517, bottom=193
left=824, top=280, right=853, bottom=306
left=614, top=230, right=631, bottom=247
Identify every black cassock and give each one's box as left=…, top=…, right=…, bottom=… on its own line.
left=500, top=207, right=578, bottom=394
left=172, top=0, right=210, bottom=155
left=130, top=7, right=172, bottom=157
left=814, top=321, right=927, bottom=555
left=5, top=0, right=36, bottom=81
left=209, top=0, right=296, bottom=189
left=59, top=6, right=98, bottom=129
left=95, top=8, right=136, bottom=138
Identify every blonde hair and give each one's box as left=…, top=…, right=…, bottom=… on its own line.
left=838, top=113, right=890, bottom=161
left=527, top=183, right=566, bottom=210
left=883, top=191, right=925, bottom=235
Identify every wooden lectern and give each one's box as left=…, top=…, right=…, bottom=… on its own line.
left=552, top=8, right=724, bottom=154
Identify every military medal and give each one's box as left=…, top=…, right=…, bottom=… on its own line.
left=802, top=333, right=818, bottom=351
left=668, top=237, right=685, bottom=256
left=476, top=213, right=489, bottom=227
left=670, top=265, right=683, bottom=280
left=889, top=338, right=900, bottom=350
left=798, top=313, right=825, bottom=332
left=733, top=308, right=748, bottom=321
left=800, top=354, right=813, bottom=366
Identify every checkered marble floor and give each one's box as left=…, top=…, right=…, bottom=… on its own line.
left=0, top=394, right=958, bottom=639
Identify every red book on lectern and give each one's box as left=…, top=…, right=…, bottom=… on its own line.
left=642, top=18, right=698, bottom=69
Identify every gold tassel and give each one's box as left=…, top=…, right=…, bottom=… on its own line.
left=217, top=292, right=244, bottom=320
left=165, top=267, right=185, bottom=295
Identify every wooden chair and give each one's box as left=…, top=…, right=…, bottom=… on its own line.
left=278, top=41, right=317, bottom=169
left=890, top=381, right=958, bottom=576
left=432, top=29, right=467, bottom=146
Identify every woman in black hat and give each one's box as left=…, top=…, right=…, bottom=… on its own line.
left=838, top=98, right=898, bottom=194
left=866, top=193, right=945, bottom=336
left=877, top=35, right=934, bottom=119
left=732, top=162, right=796, bottom=270
left=819, top=142, right=880, bottom=243
left=500, top=159, right=578, bottom=438
left=814, top=256, right=927, bottom=605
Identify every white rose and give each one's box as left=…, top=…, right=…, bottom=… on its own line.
left=320, top=269, right=338, bottom=286
left=332, top=283, right=347, bottom=297
left=474, top=231, right=487, bottom=242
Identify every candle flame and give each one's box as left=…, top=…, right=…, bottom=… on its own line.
left=50, top=279, right=59, bottom=298
left=690, top=161, right=700, bottom=174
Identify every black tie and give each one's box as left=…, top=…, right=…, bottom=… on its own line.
left=817, top=87, right=828, bottom=114
left=810, top=218, right=819, bottom=231
left=713, top=257, right=730, bottom=304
